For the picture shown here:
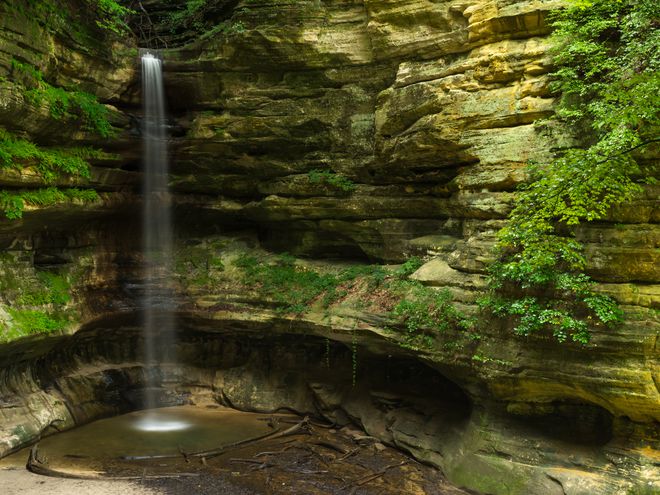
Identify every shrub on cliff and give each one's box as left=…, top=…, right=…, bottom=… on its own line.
left=486, top=0, right=659, bottom=343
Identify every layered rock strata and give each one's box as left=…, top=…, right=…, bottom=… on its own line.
left=0, top=1, right=657, bottom=495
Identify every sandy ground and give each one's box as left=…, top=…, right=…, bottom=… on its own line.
left=0, top=468, right=161, bottom=495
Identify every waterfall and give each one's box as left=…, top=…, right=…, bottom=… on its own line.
left=141, top=51, right=175, bottom=415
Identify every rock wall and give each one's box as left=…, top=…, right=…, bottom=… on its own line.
left=164, top=0, right=564, bottom=262
left=0, top=1, right=657, bottom=495
left=0, top=317, right=655, bottom=495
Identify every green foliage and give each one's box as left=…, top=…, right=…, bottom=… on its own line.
left=7, top=1, right=66, bottom=34
left=394, top=256, right=423, bottom=278
left=0, top=263, right=73, bottom=342
left=26, top=86, right=114, bottom=138
left=16, top=272, right=71, bottom=306
left=7, top=309, right=68, bottom=336
left=390, top=281, right=472, bottom=350
left=38, top=271, right=71, bottom=305
left=11, top=59, right=115, bottom=138
left=168, top=0, right=207, bottom=31
left=0, top=188, right=99, bottom=220
left=236, top=253, right=341, bottom=314
left=307, top=169, right=356, bottom=193
left=234, top=253, right=470, bottom=350
left=8, top=0, right=133, bottom=45
left=0, top=129, right=100, bottom=218
left=9, top=59, right=43, bottom=83
left=87, top=0, right=135, bottom=35
left=168, top=0, right=245, bottom=38
left=0, top=130, right=94, bottom=180
left=337, top=264, right=387, bottom=289
left=487, top=0, right=658, bottom=343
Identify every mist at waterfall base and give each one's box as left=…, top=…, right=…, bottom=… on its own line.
left=139, top=51, right=185, bottom=433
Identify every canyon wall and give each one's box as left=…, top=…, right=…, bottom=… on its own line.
left=0, top=1, right=657, bottom=494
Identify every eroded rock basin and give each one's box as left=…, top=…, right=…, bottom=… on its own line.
left=1, top=314, right=658, bottom=495
left=0, top=405, right=470, bottom=495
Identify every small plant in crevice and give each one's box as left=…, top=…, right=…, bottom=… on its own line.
left=388, top=281, right=474, bottom=351
left=484, top=0, right=658, bottom=344
left=393, top=256, right=423, bottom=279
left=307, top=169, right=356, bottom=193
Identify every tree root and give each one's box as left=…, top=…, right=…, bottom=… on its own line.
left=191, top=416, right=310, bottom=460
left=310, top=440, right=348, bottom=454
left=26, top=444, right=199, bottom=481
left=340, top=460, right=408, bottom=492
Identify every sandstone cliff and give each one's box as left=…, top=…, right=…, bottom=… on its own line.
left=0, top=1, right=657, bottom=494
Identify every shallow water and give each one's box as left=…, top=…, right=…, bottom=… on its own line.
left=1, top=406, right=274, bottom=469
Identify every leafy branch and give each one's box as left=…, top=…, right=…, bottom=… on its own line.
left=485, top=0, right=659, bottom=344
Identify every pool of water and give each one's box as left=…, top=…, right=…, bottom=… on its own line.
left=1, top=406, right=276, bottom=471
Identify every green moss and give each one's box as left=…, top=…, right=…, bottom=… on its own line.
left=16, top=272, right=71, bottom=306
left=7, top=309, right=68, bottom=337
left=0, top=259, right=77, bottom=342
left=7, top=0, right=134, bottom=45
left=448, top=455, right=532, bottom=495
left=9, top=59, right=43, bottom=83
left=627, top=486, right=660, bottom=495
left=10, top=425, right=32, bottom=444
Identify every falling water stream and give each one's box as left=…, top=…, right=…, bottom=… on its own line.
left=140, top=51, right=184, bottom=431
